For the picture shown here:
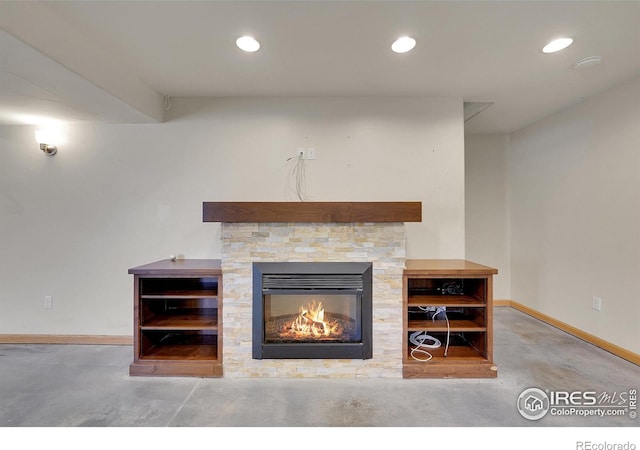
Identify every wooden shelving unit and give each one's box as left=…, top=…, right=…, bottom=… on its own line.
left=128, top=259, right=222, bottom=377
left=403, top=259, right=498, bottom=378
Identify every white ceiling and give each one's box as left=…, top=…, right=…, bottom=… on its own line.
left=0, top=1, right=638, bottom=133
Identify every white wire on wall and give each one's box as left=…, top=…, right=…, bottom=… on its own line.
left=287, top=151, right=308, bottom=201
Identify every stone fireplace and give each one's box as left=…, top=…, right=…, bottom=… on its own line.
left=220, top=222, right=406, bottom=378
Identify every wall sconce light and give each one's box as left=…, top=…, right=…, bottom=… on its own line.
left=35, top=129, right=58, bottom=156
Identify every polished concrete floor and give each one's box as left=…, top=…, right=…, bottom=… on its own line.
left=0, top=308, right=638, bottom=429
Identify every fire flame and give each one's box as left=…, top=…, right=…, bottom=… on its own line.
left=286, top=300, right=342, bottom=338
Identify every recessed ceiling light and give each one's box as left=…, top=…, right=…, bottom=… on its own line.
left=542, top=37, right=573, bottom=54
left=236, top=36, right=260, bottom=52
left=573, top=56, right=602, bottom=70
left=391, top=36, right=416, bottom=54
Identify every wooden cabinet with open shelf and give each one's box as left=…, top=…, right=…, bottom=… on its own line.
left=129, top=259, right=222, bottom=377
left=403, top=259, right=498, bottom=378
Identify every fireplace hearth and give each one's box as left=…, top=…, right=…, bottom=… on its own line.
left=252, top=262, right=373, bottom=359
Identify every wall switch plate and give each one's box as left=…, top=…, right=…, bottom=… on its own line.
left=44, top=295, right=53, bottom=309
left=592, top=296, right=602, bottom=311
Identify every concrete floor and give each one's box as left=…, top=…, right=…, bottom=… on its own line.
left=0, top=308, right=638, bottom=429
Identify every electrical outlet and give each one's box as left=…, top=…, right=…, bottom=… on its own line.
left=298, top=148, right=316, bottom=160
left=592, top=296, right=602, bottom=311
left=305, top=147, right=316, bottom=160
left=44, top=295, right=53, bottom=309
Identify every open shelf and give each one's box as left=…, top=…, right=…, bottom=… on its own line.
left=140, top=277, right=218, bottom=298
left=408, top=295, right=485, bottom=307
left=403, top=260, right=498, bottom=378
left=141, top=291, right=218, bottom=299
left=408, top=319, right=486, bottom=332
left=140, top=332, right=218, bottom=361
left=407, top=302, right=486, bottom=331
left=141, top=311, right=218, bottom=330
left=406, top=345, right=485, bottom=360
left=129, top=259, right=223, bottom=377
left=140, top=297, right=218, bottom=330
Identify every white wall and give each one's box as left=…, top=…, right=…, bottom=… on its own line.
left=465, top=133, right=511, bottom=300
left=0, top=97, right=465, bottom=335
left=509, top=76, right=640, bottom=354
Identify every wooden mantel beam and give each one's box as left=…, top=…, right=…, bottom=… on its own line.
left=202, top=201, right=422, bottom=223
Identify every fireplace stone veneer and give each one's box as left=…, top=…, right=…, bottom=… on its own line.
left=221, top=222, right=406, bottom=378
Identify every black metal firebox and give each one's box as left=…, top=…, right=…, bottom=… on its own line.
left=252, top=262, right=373, bottom=359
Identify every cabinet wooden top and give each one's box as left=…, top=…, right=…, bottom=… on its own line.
left=404, top=259, right=498, bottom=276
left=128, top=259, right=222, bottom=275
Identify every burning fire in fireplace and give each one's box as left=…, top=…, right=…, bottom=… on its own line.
left=282, top=300, right=343, bottom=339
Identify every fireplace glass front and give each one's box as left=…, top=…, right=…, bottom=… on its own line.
left=253, top=262, right=373, bottom=359
left=264, top=293, right=362, bottom=344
